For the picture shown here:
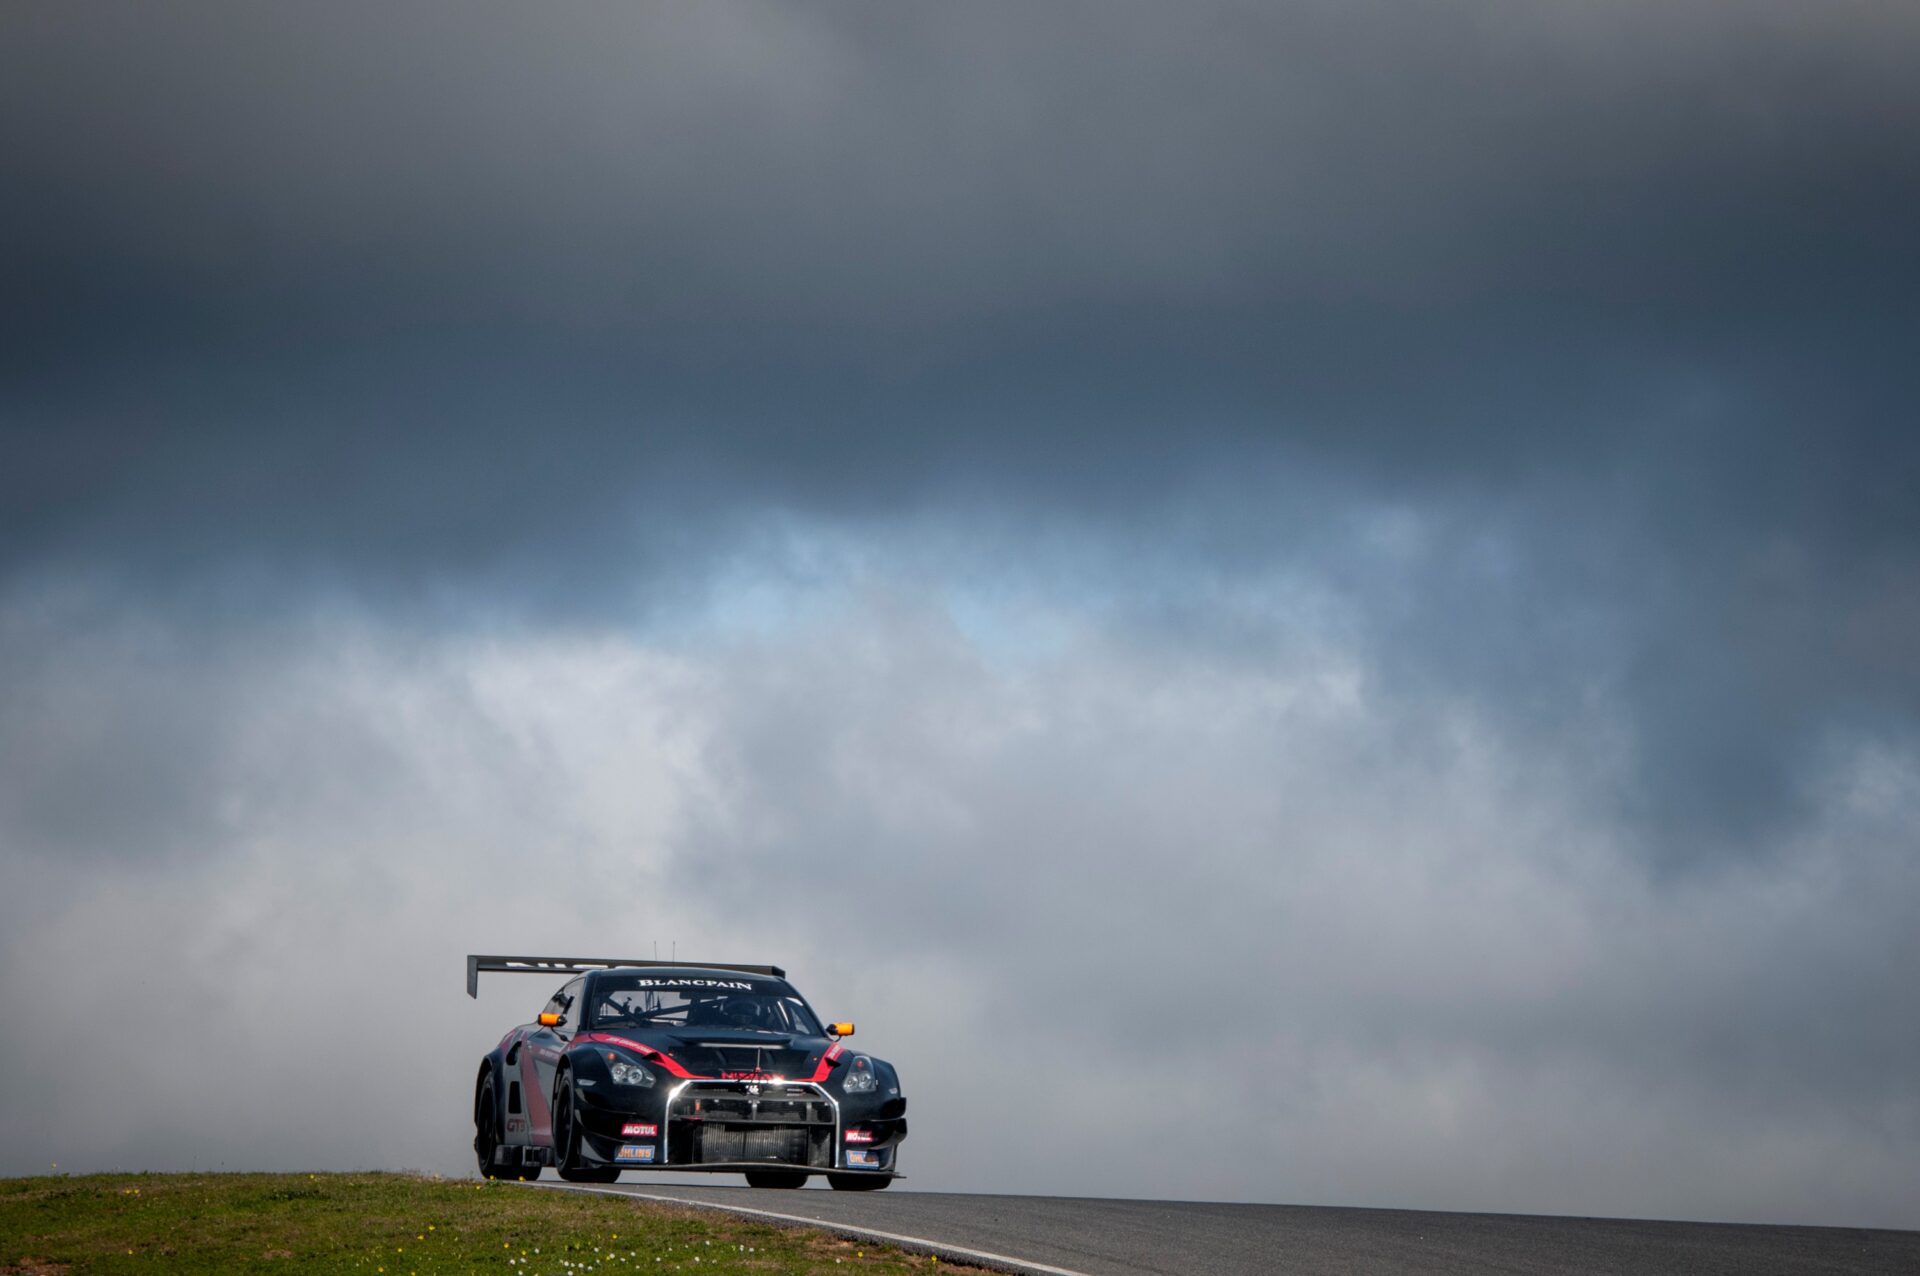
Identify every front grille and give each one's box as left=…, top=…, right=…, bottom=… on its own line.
left=666, top=1081, right=837, bottom=1168
left=677, top=1094, right=833, bottom=1124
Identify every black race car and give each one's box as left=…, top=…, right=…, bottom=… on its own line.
left=467, top=955, right=906, bottom=1189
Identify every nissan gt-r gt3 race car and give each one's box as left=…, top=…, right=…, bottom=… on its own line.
left=467, top=955, right=907, bottom=1190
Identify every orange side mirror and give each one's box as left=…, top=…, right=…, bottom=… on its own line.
left=828, top=1021, right=855, bottom=1038
left=538, top=1012, right=563, bottom=1027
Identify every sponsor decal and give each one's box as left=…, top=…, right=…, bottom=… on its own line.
left=614, top=1144, right=656, bottom=1163
left=620, top=1123, right=657, bottom=1138
left=506, top=1117, right=528, bottom=1135
left=844, top=1128, right=874, bottom=1145
left=721, top=1070, right=778, bottom=1082
left=844, top=1149, right=881, bottom=1169
left=624, top=978, right=757, bottom=990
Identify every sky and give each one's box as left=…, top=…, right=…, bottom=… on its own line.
left=3, top=0, right=1918, bottom=1230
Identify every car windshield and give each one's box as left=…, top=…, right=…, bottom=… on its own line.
left=587, top=975, right=824, bottom=1036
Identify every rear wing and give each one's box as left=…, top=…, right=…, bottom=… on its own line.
left=466, top=953, right=787, bottom=998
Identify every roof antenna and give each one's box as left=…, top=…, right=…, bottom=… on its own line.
left=653, top=940, right=659, bottom=960
left=672, top=940, right=677, bottom=963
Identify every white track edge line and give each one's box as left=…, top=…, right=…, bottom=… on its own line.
left=522, top=1181, right=1094, bottom=1276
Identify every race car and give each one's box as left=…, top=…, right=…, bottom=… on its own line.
left=467, top=954, right=906, bottom=1189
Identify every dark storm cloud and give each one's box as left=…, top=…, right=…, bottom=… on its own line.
left=7, top=4, right=1918, bottom=864
left=6, top=2, right=1917, bottom=534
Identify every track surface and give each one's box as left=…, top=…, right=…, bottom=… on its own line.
left=531, top=1180, right=1920, bottom=1275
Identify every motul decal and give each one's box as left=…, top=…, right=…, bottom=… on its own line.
left=721, top=1070, right=777, bottom=1081
left=844, top=1128, right=874, bottom=1144
left=620, top=1122, right=657, bottom=1138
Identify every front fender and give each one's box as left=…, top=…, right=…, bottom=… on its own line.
left=562, top=1041, right=662, bottom=1110
left=837, top=1055, right=908, bottom=1146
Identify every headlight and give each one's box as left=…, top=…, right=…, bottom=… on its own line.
left=842, top=1055, right=878, bottom=1094
left=609, top=1057, right=655, bottom=1088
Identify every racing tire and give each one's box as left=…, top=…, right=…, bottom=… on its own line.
left=553, top=1070, right=621, bottom=1184
left=827, top=1174, right=891, bottom=1192
left=475, top=1073, right=512, bottom=1180
left=743, top=1170, right=808, bottom=1189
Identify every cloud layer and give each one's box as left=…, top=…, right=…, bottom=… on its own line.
left=4, top=580, right=1916, bottom=1225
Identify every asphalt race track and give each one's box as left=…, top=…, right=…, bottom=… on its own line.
left=527, top=1181, right=1920, bottom=1275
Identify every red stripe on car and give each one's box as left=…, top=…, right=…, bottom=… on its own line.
left=579, top=1032, right=699, bottom=1079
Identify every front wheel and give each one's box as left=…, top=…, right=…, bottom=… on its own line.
left=828, top=1174, right=891, bottom=1192
left=743, top=1170, right=807, bottom=1189
left=553, top=1070, right=620, bottom=1184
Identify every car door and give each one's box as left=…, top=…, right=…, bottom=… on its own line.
left=525, top=977, right=584, bottom=1138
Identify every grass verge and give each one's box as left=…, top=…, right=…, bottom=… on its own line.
left=0, top=1173, right=987, bottom=1275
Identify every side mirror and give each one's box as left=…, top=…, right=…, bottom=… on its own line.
left=538, top=1012, right=563, bottom=1027
left=828, top=1021, right=855, bottom=1038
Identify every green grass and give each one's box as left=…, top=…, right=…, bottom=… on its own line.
left=0, top=1173, right=982, bottom=1275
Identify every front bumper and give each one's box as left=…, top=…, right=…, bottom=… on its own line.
left=572, top=1077, right=906, bottom=1173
